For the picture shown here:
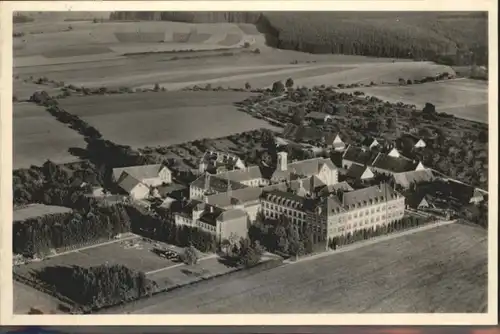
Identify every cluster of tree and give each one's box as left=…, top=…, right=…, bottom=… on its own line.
left=13, top=160, right=102, bottom=207
left=248, top=214, right=324, bottom=259
left=221, top=237, right=264, bottom=268
left=328, top=216, right=430, bottom=249
left=13, top=203, right=131, bottom=258
left=35, top=264, right=156, bottom=311
left=125, top=205, right=218, bottom=253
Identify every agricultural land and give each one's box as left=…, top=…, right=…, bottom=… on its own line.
left=11, top=12, right=490, bottom=315
left=111, top=223, right=487, bottom=314
left=13, top=102, right=86, bottom=169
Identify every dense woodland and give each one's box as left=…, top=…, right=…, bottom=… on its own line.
left=35, top=264, right=156, bottom=311
left=110, top=11, right=488, bottom=66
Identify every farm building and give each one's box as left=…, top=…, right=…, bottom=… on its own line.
left=117, top=174, right=151, bottom=200
left=112, top=164, right=172, bottom=187
left=392, top=169, right=435, bottom=189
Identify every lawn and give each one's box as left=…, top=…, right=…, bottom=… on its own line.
left=14, top=281, right=65, bottom=314
left=58, top=91, right=278, bottom=148
left=13, top=103, right=86, bottom=169
left=116, top=223, right=487, bottom=314
left=14, top=237, right=180, bottom=281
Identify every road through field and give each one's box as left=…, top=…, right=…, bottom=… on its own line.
left=118, top=223, right=486, bottom=314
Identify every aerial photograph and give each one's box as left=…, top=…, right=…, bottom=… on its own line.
left=11, top=11, right=489, bottom=315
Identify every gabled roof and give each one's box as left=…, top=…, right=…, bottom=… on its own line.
left=361, top=137, right=379, bottom=147
left=118, top=174, right=145, bottom=193
left=113, top=164, right=167, bottom=182
left=372, top=153, right=420, bottom=173
left=342, top=145, right=378, bottom=166
left=224, top=165, right=263, bottom=183
left=393, top=169, right=434, bottom=188
left=346, top=164, right=370, bottom=179
left=199, top=207, right=226, bottom=226
left=286, top=157, right=337, bottom=178
left=341, top=184, right=399, bottom=208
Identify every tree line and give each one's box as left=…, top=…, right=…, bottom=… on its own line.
left=34, top=264, right=156, bottom=312
left=328, top=215, right=430, bottom=249
left=13, top=203, right=131, bottom=258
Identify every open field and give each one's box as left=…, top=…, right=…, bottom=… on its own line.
left=13, top=103, right=86, bottom=169
left=13, top=18, right=456, bottom=94
left=14, top=281, right=64, bottom=314
left=13, top=204, right=72, bottom=222
left=342, top=79, right=488, bottom=123
left=59, top=91, right=278, bottom=148
left=14, top=237, right=179, bottom=277
left=13, top=79, right=61, bottom=101
left=116, top=223, right=487, bottom=314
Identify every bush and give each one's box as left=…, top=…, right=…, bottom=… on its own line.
left=181, top=245, right=199, bottom=265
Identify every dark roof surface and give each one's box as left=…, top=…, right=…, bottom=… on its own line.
left=343, top=146, right=378, bottom=166
left=372, top=153, right=420, bottom=173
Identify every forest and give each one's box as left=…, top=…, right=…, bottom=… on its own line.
left=109, top=11, right=488, bottom=66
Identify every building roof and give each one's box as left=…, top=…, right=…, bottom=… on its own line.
left=217, top=208, right=248, bottom=222
left=341, top=184, right=400, bottom=209
left=372, top=153, right=420, bottom=173
left=225, top=165, right=263, bottom=183
left=191, top=172, right=248, bottom=193
left=263, top=189, right=309, bottom=211
left=306, top=111, right=329, bottom=120
left=361, top=137, right=379, bottom=147
left=346, top=164, right=369, bottom=179
left=342, top=145, right=378, bottom=166
left=446, top=180, right=484, bottom=203
left=118, top=174, right=145, bottom=193
left=13, top=204, right=72, bottom=222
left=324, top=133, right=344, bottom=146
left=393, top=169, right=435, bottom=188
left=172, top=199, right=205, bottom=217
left=198, top=206, right=226, bottom=226
left=113, top=164, right=167, bottom=182
left=205, top=186, right=264, bottom=208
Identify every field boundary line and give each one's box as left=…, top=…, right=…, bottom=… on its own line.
left=145, top=253, right=218, bottom=275
left=285, top=220, right=457, bottom=266
left=45, top=234, right=138, bottom=259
